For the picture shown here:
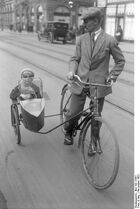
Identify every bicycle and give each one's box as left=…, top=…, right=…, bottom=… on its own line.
left=60, top=75, right=120, bottom=190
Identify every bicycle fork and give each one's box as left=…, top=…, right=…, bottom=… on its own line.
left=89, top=117, right=102, bottom=155
left=88, top=90, right=103, bottom=155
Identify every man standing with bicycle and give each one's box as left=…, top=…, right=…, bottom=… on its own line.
left=64, top=7, right=125, bottom=146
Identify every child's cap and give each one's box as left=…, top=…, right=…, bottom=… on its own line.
left=21, top=68, right=34, bottom=78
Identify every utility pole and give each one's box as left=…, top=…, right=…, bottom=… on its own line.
left=68, top=0, right=73, bottom=27
left=63, top=0, right=74, bottom=27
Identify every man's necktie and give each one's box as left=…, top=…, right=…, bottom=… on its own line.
left=90, top=32, right=95, bottom=55
left=91, top=32, right=95, bottom=47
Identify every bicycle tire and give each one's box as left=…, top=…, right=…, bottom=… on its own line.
left=60, top=85, right=71, bottom=134
left=11, top=105, right=16, bottom=128
left=80, top=117, right=120, bottom=190
left=12, top=105, right=21, bottom=145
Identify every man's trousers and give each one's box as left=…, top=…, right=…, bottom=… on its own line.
left=64, top=90, right=105, bottom=134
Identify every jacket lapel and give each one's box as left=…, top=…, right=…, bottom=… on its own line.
left=84, top=32, right=92, bottom=58
left=91, top=30, right=105, bottom=58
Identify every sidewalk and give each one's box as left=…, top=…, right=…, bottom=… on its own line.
left=119, top=41, right=134, bottom=54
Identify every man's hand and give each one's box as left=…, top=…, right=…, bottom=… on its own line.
left=67, top=71, right=75, bottom=80
left=106, top=74, right=116, bottom=84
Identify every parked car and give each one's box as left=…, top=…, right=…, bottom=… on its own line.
left=37, top=21, right=69, bottom=44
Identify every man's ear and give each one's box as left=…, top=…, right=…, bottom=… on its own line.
left=94, top=18, right=100, bottom=26
left=99, top=17, right=103, bottom=25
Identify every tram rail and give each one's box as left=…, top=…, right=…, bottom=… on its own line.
left=1, top=38, right=134, bottom=88
left=0, top=46, right=134, bottom=117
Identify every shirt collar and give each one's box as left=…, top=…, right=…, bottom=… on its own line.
left=91, top=27, right=102, bottom=41
left=94, top=27, right=101, bottom=36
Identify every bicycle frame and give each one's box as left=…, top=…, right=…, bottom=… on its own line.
left=66, top=75, right=113, bottom=148
left=74, top=87, right=100, bottom=148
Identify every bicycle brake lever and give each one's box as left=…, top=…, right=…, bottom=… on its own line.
left=105, top=79, right=113, bottom=86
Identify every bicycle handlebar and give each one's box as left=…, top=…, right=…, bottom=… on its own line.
left=70, top=75, right=113, bottom=88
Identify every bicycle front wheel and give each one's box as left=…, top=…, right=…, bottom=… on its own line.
left=80, top=117, right=120, bottom=190
left=60, top=84, right=71, bottom=133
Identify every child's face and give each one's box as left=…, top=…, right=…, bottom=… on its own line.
left=21, top=75, right=34, bottom=86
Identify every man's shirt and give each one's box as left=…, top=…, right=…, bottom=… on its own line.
left=91, top=27, right=102, bottom=42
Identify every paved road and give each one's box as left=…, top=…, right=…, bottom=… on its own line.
left=0, top=192, right=7, bottom=209
left=3, top=29, right=134, bottom=53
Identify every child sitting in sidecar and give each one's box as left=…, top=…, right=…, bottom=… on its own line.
left=10, top=68, right=42, bottom=102
left=10, top=68, right=44, bottom=136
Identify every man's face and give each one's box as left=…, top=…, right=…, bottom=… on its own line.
left=85, top=18, right=100, bottom=33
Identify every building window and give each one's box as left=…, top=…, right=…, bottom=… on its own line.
left=125, top=3, right=134, bottom=16
left=106, top=17, right=116, bottom=35
left=106, top=4, right=116, bottom=17
left=124, top=3, right=134, bottom=40
left=30, top=7, right=34, bottom=23
left=117, top=4, right=125, bottom=15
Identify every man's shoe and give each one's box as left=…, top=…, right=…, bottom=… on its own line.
left=64, top=133, right=73, bottom=145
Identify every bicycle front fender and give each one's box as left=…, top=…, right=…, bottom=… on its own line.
left=78, top=115, right=101, bottom=148
left=78, top=116, right=92, bottom=148
left=61, top=84, right=69, bottom=95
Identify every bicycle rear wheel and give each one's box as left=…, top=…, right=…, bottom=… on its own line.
left=80, top=117, right=120, bottom=190
left=60, top=84, right=71, bottom=133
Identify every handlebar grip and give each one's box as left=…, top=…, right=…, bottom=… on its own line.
left=72, top=75, right=113, bottom=87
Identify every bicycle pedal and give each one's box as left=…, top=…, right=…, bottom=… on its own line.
left=96, top=139, right=102, bottom=154
left=87, top=144, right=97, bottom=157
left=88, top=149, right=96, bottom=157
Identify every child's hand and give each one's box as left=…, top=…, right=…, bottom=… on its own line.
left=20, top=94, right=31, bottom=99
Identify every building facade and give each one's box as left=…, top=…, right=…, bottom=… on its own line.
left=0, top=0, right=94, bottom=31
left=0, top=0, right=134, bottom=41
left=0, top=0, right=14, bottom=30
left=105, top=0, right=134, bottom=41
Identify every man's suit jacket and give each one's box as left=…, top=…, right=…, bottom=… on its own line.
left=69, top=29, right=125, bottom=98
